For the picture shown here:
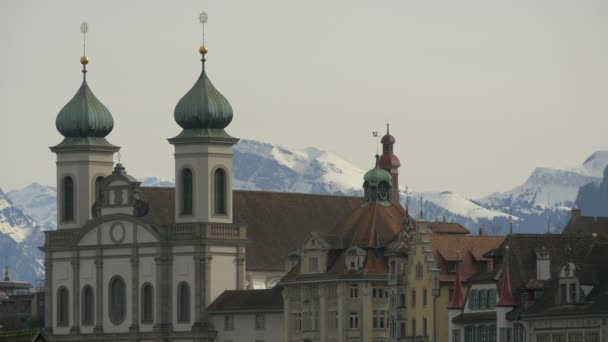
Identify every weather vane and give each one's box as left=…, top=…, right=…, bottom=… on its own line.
left=372, top=131, right=379, bottom=154
left=80, top=21, right=88, bottom=55
left=199, top=11, right=208, bottom=45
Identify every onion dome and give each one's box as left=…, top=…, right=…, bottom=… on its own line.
left=174, top=46, right=233, bottom=134
left=364, top=163, right=393, bottom=186
left=363, top=155, right=393, bottom=206
left=55, top=57, right=114, bottom=140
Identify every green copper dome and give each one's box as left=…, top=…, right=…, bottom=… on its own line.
left=363, top=155, right=392, bottom=206
left=56, top=74, right=114, bottom=138
left=364, top=164, right=392, bottom=187
left=174, top=51, right=233, bottom=131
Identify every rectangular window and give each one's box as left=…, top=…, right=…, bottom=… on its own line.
left=372, top=310, right=386, bottom=329
left=489, top=326, right=496, bottom=342
left=349, top=312, right=359, bottom=329
left=552, top=333, right=566, bottom=342
left=453, top=329, right=461, bottom=342
left=479, top=289, right=487, bottom=309
left=568, top=333, right=583, bottom=342
left=423, top=288, right=428, bottom=306
left=255, top=313, right=264, bottom=330
left=560, top=284, right=567, bottom=304
left=411, top=288, right=416, bottom=308
left=465, top=327, right=473, bottom=342
left=224, top=315, right=234, bottom=330
left=291, top=313, right=303, bottom=331
left=412, top=318, right=416, bottom=337
left=584, top=332, right=600, bottom=342
left=569, top=283, right=577, bottom=304
left=400, top=322, right=406, bottom=337
left=423, top=318, right=428, bottom=336
left=303, top=312, right=312, bottom=331
left=481, top=325, right=488, bottom=342
left=309, top=257, right=318, bottom=273
left=350, top=284, right=359, bottom=298
left=328, top=311, right=338, bottom=329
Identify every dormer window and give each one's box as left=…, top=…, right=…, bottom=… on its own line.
left=308, top=256, right=318, bottom=273
left=345, top=247, right=367, bottom=271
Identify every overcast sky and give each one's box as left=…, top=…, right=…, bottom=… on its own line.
left=1, top=0, right=607, bottom=198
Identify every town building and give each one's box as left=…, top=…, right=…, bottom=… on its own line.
left=207, top=287, right=283, bottom=342
left=562, top=207, right=608, bottom=239
left=447, top=233, right=605, bottom=342
left=397, top=221, right=503, bottom=342
left=0, top=268, right=36, bottom=332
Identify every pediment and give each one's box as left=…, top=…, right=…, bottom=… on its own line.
left=76, top=216, right=160, bottom=247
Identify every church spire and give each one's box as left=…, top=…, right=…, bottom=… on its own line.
left=378, top=123, right=401, bottom=204
left=172, top=12, right=234, bottom=139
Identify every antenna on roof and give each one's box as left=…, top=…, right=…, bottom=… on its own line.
left=419, top=196, right=424, bottom=220
left=404, top=186, right=410, bottom=212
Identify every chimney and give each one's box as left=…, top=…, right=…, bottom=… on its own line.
left=535, top=247, right=550, bottom=281
left=478, top=226, right=484, bottom=236
left=571, top=208, right=582, bottom=221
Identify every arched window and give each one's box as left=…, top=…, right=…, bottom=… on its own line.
left=82, top=285, right=94, bottom=325
left=182, top=168, right=193, bottom=215
left=378, top=181, right=390, bottom=201
left=63, top=177, right=74, bottom=222
left=214, top=168, right=227, bottom=215
left=141, top=283, right=154, bottom=323
left=109, top=276, right=126, bottom=324
left=177, top=282, right=190, bottom=322
left=57, top=286, right=69, bottom=326
left=94, top=176, right=104, bottom=202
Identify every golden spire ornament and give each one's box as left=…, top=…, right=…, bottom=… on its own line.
left=80, top=22, right=89, bottom=66
left=199, top=11, right=208, bottom=55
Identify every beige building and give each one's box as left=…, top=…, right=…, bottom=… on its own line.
left=208, top=287, right=284, bottom=342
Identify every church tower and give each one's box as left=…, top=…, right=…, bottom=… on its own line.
left=50, top=50, right=119, bottom=229
left=168, top=38, right=239, bottom=224
left=379, top=124, right=401, bottom=205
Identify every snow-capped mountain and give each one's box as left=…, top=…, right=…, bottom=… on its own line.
left=7, top=182, right=57, bottom=229
left=477, top=151, right=608, bottom=233
left=0, top=188, right=45, bottom=284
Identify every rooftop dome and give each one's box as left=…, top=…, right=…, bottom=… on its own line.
left=55, top=59, right=114, bottom=139
left=364, top=157, right=393, bottom=187
left=174, top=46, right=233, bottom=132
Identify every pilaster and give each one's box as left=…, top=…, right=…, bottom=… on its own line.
left=337, top=283, right=345, bottom=342
left=44, top=252, right=53, bottom=333
left=153, top=247, right=173, bottom=333
left=236, top=247, right=246, bottom=290
left=70, top=254, right=80, bottom=334
left=93, top=254, right=103, bottom=333
left=129, top=246, right=140, bottom=332
left=319, top=284, right=327, bottom=342
left=282, top=288, right=290, bottom=342
left=192, top=249, right=212, bottom=332
left=362, top=283, right=373, bottom=342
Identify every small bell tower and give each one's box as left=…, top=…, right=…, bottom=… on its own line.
left=379, top=124, right=401, bottom=205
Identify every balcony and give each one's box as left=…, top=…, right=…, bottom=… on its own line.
left=172, top=223, right=247, bottom=241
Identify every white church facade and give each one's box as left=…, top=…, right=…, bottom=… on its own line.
left=43, top=41, right=246, bottom=341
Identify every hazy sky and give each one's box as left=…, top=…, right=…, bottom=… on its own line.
left=1, top=0, right=607, bottom=198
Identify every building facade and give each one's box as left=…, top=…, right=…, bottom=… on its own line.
left=208, top=287, right=284, bottom=342
left=43, top=44, right=246, bottom=341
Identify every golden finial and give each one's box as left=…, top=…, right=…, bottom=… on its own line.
left=592, top=232, right=598, bottom=239
left=80, top=22, right=89, bottom=67
left=505, top=244, right=510, bottom=251
left=199, top=45, right=208, bottom=55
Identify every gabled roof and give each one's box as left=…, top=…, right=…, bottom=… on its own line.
left=207, top=287, right=283, bottom=313
left=321, top=202, right=406, bottom=249
left=427, top=222, right=470, bottom=235
left=137, top=187, right=363, bottom=272
left=521, top=242, right=608, bottom=318
left=431, top=235, right=504, bottom=282
left=562, top=213, right=608, bottom=240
